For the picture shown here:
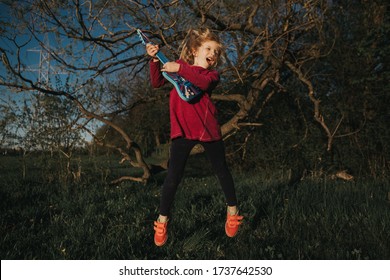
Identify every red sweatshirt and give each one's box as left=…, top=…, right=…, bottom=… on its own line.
left=149, top=59, right=222, bottom=142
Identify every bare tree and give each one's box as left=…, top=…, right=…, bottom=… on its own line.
left=0, top=0, right=345, bottom=183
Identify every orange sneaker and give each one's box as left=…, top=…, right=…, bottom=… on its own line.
left=154, top=220, right=168, bottom=246
left=225, top=212, right=243, bottom=237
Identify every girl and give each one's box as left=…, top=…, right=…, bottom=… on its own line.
left=146, top=28, right=243, bottom=246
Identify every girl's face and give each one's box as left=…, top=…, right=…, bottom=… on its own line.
left=193, top=40, right=220, bottom=69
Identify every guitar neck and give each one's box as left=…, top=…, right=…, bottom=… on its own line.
left=137, top=30, right=170, bottom=64
left=156, top=51, right=169, bottom=64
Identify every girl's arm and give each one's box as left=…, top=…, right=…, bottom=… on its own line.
left=149, top=60, right=166, bottom=88
left=146, top=44, right=166, bottom=88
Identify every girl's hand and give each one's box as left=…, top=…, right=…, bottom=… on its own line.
left=161, top=61, right=180, bottom=73
left=146, top=43, right=159, bottom=62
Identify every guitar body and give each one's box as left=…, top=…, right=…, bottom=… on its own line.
left=161, top=71, right=202, bottom=101
left=137, top=29, right=202, bottom=102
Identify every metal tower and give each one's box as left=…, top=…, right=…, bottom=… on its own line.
left=27, top=34, right=52, bottom=87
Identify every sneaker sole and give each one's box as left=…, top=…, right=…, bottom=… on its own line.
left=154, top=236, right=168, bottom=246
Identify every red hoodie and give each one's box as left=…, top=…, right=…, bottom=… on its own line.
left=149, top=59, right=222, bottom=142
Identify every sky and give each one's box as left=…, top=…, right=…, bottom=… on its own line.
left=0, top=2, right=96, bottom=146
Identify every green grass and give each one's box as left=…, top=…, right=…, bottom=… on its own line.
left=1, top=155, right=389, bottom=259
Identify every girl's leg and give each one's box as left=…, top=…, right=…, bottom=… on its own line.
left=203, top=140, right=243, bottom=237
left=159, top=138, right=196, bottom=217
left=202, top=140, right=238, bottom=207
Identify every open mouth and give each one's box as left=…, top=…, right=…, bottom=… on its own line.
left=206, top=57, right=215, bottom=66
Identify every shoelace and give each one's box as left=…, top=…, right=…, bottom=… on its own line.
left=226, top=215, right=243, bottom=228
left=154, top=222, right=166, bottom=236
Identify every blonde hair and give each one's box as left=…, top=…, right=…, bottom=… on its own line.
left=179, top=28, right=223, bottom=66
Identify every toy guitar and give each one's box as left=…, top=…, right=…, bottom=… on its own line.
left=137, top=29, right=202, bottom=102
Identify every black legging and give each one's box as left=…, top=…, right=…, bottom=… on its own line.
left=159, top=137, right=237, bottom=216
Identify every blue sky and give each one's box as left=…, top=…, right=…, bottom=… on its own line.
left=0, top=2, right=94, bottom=145
left=0, top=1, right=149, bottom=146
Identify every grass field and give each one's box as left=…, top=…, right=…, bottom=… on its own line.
left=1, top=154, right=389, bottom=260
